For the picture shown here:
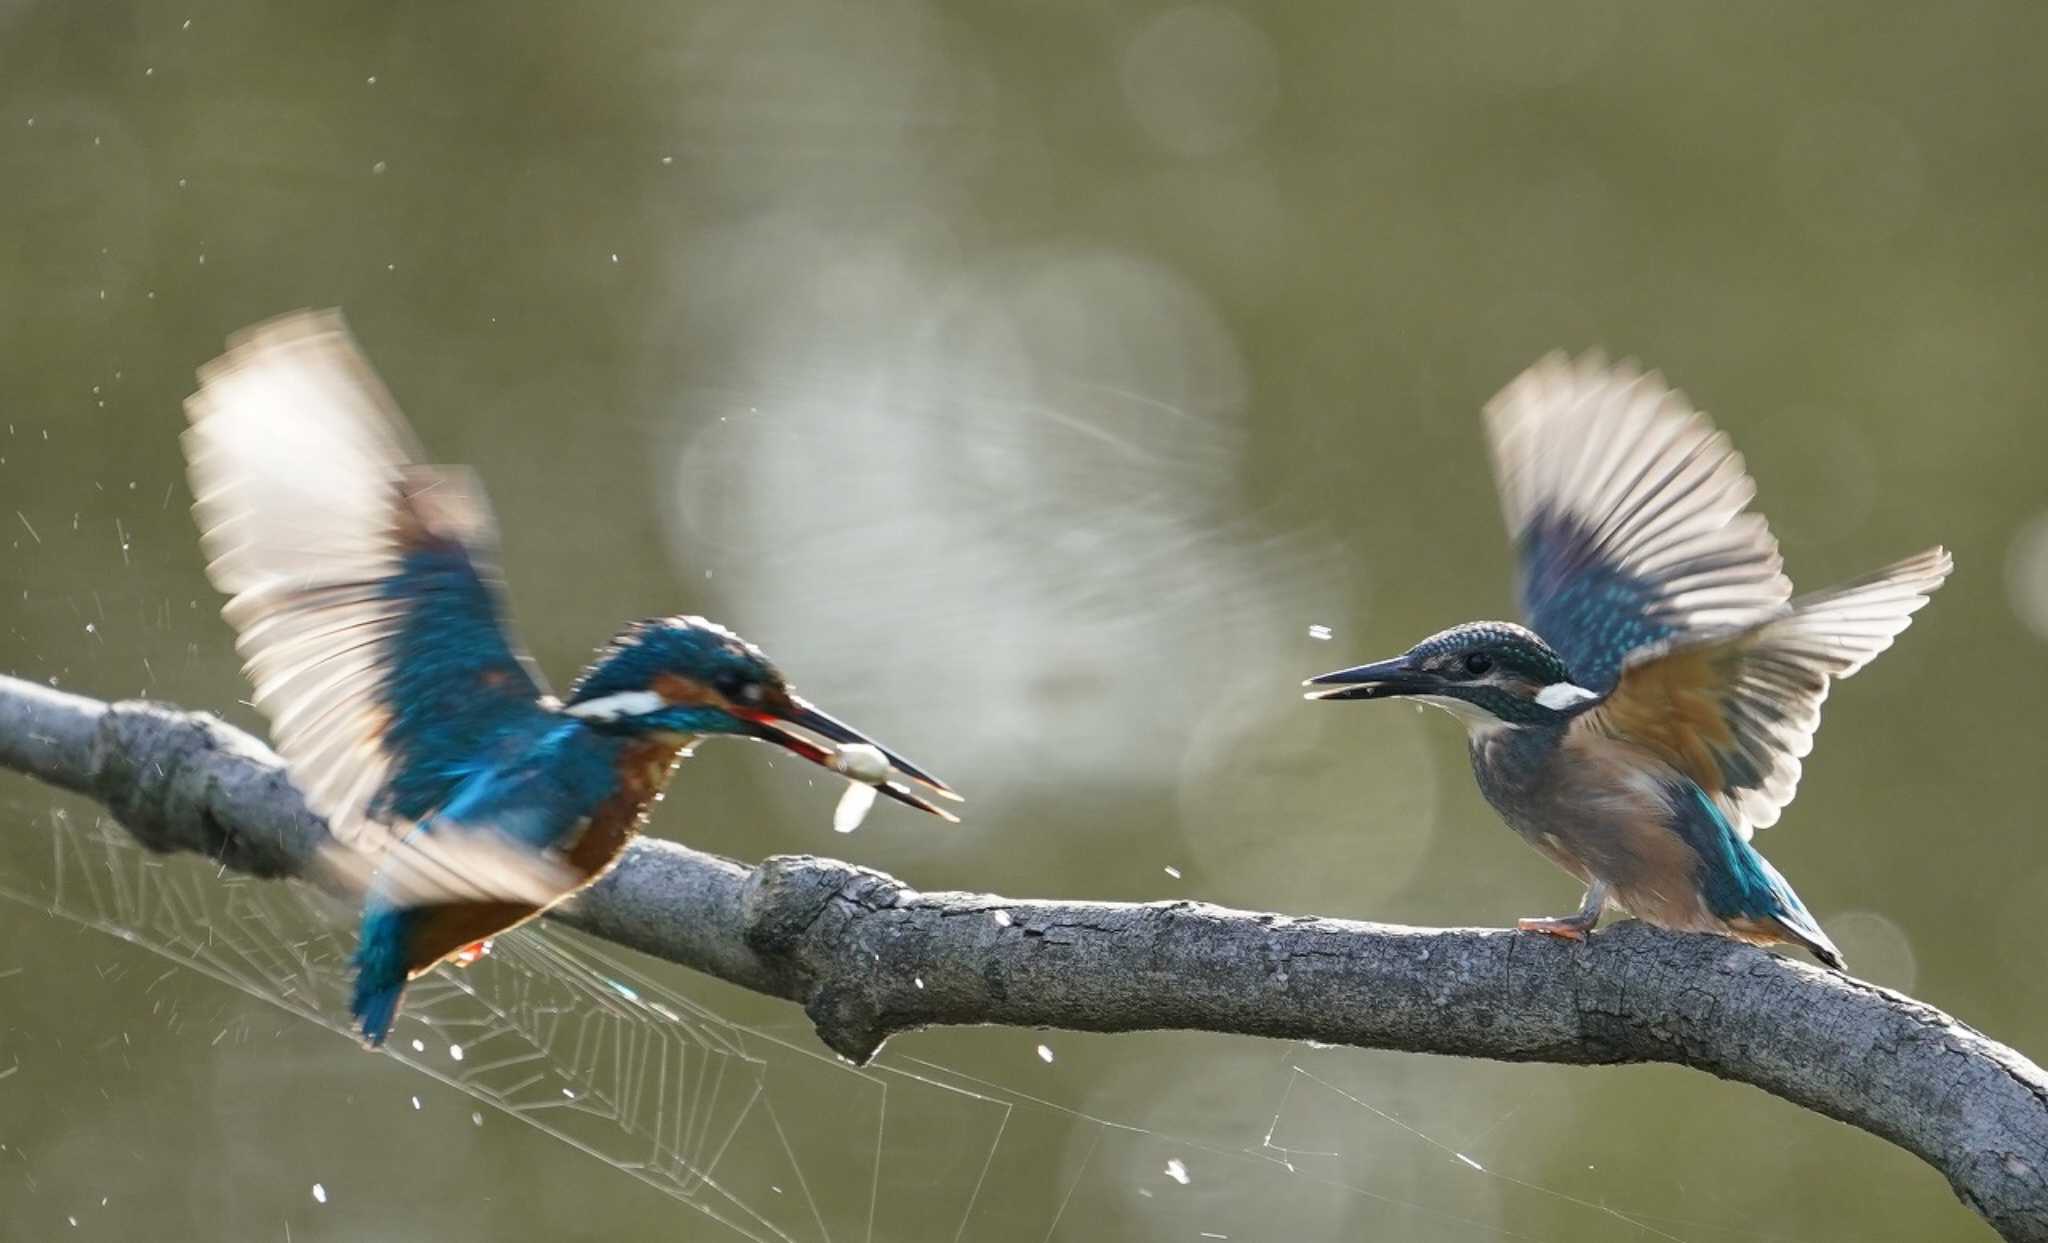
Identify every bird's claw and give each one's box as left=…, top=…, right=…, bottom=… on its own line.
left=1516, top=915, right=1595, bottom=941
left=452, top=940, right=492, bottom=967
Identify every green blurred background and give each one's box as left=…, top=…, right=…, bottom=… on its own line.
left=4, top=1, right=2045, bottom=1239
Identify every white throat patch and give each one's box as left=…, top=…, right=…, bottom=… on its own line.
left=565, top=690, right=667, bottom=722
left=1534, top=681, right=1599, bottom=710
left=1415, top=694, right=1509, bottom=737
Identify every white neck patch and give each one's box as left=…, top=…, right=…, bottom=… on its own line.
left=1415, top=694, right=1509, bottom=738
left=1535, top=681, right=1599, bottom=710
left=565, top=690, right=667, bottom=722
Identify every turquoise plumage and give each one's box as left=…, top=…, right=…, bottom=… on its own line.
left=182, top=311, right=957, bottom=1045
left=1308, top=353, right=1950, bottom=966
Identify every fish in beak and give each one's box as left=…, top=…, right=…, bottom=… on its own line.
left=743, top=696, right=961, bottom=824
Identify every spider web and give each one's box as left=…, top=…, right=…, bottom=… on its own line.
left=0, top=805, right=1846, bottom=1242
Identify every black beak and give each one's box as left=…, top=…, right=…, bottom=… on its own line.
left=746, top=697, right=961, bottom=822
left=1302, top=656, right=1438, bottom=702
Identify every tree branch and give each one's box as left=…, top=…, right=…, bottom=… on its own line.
left=2, top=674, right=2042, bottom=1240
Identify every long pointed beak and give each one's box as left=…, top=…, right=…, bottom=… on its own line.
left=1302, top=656, right=1437, bottom=702
left=746, top=699, right=961, bottom=822
left=781, top=699, right=958, bottom=797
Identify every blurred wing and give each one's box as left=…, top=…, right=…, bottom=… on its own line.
left=185, top=310, right=554, bottom=884
left=1577, top=548, right=1951, bottom=837
left=1485, top=353, right=1791, bottom=692
left=319, top=824, right=579, bottom=909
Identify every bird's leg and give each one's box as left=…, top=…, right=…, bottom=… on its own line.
left=1516, top=880, right=1610, bottom=941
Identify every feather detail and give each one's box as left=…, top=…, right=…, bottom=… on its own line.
left=184, top=309, right=557, bottom=880
left=1485, top=352, right=1791, bottom=690
left=1576, top=547, right=1952, bottom=836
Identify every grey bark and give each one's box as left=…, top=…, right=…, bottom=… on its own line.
left=1, top=673, right=2043, bottom=1241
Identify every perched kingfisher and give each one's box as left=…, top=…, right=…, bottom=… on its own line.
left=182, top=310, right=958, bottom=1046
left=1306, top=353, right=1951, bottom=968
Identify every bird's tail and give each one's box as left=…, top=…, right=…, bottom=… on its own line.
left=350, top=906, right=412, bottom=1048
left=1734, top=848, right=1845, bottom=972
left=1685, top=786, right=1846, bottom=971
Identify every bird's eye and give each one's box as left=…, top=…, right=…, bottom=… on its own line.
left=712, top=671, right=758, bottom=704
left=1462, top=652, right=1493, bottom=676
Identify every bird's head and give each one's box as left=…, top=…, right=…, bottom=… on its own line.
left=1304, top=621, right=1597, bottom=734
left=565, top=616, right=957, bottom=817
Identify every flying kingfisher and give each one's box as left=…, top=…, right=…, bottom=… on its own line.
left=1306, top=353, right=1951, bottom=968
left=182, top=310, right=958, bottom=1046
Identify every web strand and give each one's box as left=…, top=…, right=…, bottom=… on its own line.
left=0, top=806, right=1864, bottom=1243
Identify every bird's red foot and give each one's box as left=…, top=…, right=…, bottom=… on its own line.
left=452, top=939, right=493, bottom=967
left=1516, top=916, right=1594, bottom=941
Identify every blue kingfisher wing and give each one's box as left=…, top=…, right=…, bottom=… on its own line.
left=1575, top=548, right=1950, bottom=836
left=1484, top=353, right=1792, bottom=692
left=185, top=310, right=565, bottom=899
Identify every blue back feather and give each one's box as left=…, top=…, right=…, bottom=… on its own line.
left=371, top=538, right=553, bottom=823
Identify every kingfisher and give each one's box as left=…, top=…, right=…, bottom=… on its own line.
left=182, top=310, right=958, bottom=1046
left=1306, top=353, right=1951, bottom=968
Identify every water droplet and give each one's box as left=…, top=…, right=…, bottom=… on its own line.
left=447, top=1044, right=463, bottom=1062
left=1164, top=1158, right=1190, bottom=1185
left=1308, top=624, right=1332, bottom=640
left=1036, top=1044, right=1054, bottom=1063
left=1163, top=865, right=1182, bottom=879
left=311, top=1183, right=327, bottom=1204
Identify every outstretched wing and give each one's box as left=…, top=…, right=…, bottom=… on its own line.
left=185, top=310, right=568, bottom=900
left=1485, top=353, right=1791, bottom=692
left=1577, top=548, right=1951, bottom=836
